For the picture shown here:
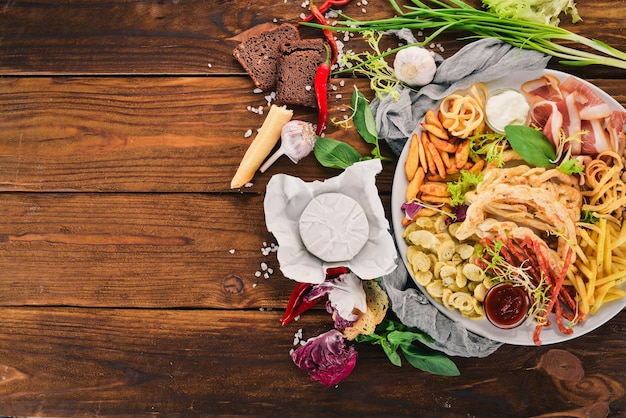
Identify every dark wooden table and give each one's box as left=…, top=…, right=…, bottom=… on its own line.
left=1, top=1, right=625, bottom=416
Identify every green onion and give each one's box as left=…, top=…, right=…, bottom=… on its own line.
left=312, top=0, right=626, bottom=69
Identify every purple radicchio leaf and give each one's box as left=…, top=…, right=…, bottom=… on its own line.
left=291, top=329, right=358, bottom=387
left=401, top=201, right=423, bottom=220
left=445, top=204, right=468, bottom=226
left=326, top=300, right=355, bottom=331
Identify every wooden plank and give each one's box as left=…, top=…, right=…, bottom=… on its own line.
left=0, top=192, right=288, bottom=308
left=0, top=0, right=401, bottom=75
left=0, top=76, right=395, bottom=192
left=1, top=0, right=625, bottom=79
left=0, top=307, right=624, bottom=417
left=2, top=76, right=625, bottom=193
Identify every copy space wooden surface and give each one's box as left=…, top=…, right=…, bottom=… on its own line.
left=1, top=0, right=625, bottom=417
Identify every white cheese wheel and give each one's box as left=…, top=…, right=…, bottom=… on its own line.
left=298, top=193, right=370, bottom=262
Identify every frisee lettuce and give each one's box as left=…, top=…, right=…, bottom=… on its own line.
left=483, top=0, right=581, bottom=27
left=448, top=170, right=483, bottom=206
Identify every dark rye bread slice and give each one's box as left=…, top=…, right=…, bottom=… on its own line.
left=232, top=23, right=300, bottom=91
left=276, top=39, right=327, bottom=108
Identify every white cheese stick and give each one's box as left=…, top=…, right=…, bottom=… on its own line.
left=230, top=104, right=293, bottom=188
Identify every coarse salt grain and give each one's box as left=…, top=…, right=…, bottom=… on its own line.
left=253, top=88, right=263, bottom=94
left=229, top=249, right=236, bottom=254
left=252, top=283, right=258, bottom=288
left=261, top=262, right=268, bottom=271
left=244, top=129, right=252, bottom=138
left=255, top=271, right=262, bottom=277
left=244, top=182, right=253, bottom=188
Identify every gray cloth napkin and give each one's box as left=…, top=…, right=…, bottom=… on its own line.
left=376, top=38, right=551, bottom=357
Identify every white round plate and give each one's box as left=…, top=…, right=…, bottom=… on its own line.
left=391, top=69, right=626, bottom=345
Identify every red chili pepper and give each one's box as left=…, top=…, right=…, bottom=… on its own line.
left=301, top=0, right=353, bottom=23
left=280, top=266, right=349, bottom=326
left=281, top=282, right=318, bottom=326
left=309, top=5, right=338, bottom=65
left=314, top=43, right=331, bottom=136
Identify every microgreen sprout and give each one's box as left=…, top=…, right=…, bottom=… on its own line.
left=477, top=240, right=551, bottom=325
left=551, top=129, right=586, bottom=175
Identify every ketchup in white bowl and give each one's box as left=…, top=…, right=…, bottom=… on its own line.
left=484, top=283, right=530, bottom=329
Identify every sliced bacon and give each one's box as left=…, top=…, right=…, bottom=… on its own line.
left=560, top=76, right=612, bottom=120
left=521, top=73, right=563, bottom=102
left=581, top=119, right=613, bottom=154
left=522, top=74, right=625, bottom=156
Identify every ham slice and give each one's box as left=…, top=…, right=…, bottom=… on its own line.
left=522, top=74, right=625, bottom=156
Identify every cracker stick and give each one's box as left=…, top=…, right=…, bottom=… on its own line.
left=455, top=139, right=470, bottom=169
left=425, top=140, right=447, bottom=178
left=420, top=132, right=436, bottom=174
left=405, top=133, right=420, bottom=181
left=428, top=132, right=456, bottom=153
left=406, top=166, right=425, bottom=202
left=418, top=132, right=429, bottom=173
left=231, top=105, right=293, bottom=188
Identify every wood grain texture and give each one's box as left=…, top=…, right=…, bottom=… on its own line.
left=0, top=308, right=623, bottom=417
left=1, top=0, right=626, bottom=415
left=0, top=76, right=394, bottom=192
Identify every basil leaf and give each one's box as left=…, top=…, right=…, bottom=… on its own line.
left=313, top=136, right=362, bottom=169
left=351, top=90, right=378, bottom=145
left=387, top=330, right=435, bottom=346
left=504, top=125, right=556, bottom=168
left=381, top=339, right=402, bottom=367
left=401, top=344, right=460, bottom=376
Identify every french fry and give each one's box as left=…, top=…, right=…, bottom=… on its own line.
left=405, top=133, right=420, bottom=181
left=455, top=139, right=470, bottom=169
left=419, top=181, right=450, bottom=197
left=425, top=140, right=447, bottom=178
left=425, top=109, right=443, bottom=129
left=421, top=194, right=451, bottom=205
left=230, top=104, right=293, bottom=188
left=406, top=167, right=425, bottom=202
left=421, top=132, right=437, bottom=174
left=418, top=132, right=429, bottom=173
left=440, top=149, right=453, bottom=169
left=468, top=159, right=485, bottom=175
left=421, top=120, right=449, bottom=140
left=428, top=132, right=457, bottom=153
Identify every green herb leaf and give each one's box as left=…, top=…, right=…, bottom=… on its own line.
left=447, top=170, right=483, bottom=206
left=313, top=136, right=362, bottom=169
left=581, top=210, right=600, bottom=224
left=352, top=90, right=378, bottom=145
left=381, top=339, right=402, bottom=366
left=557, top=158, right=585, bottom=175
left=401, top=344, right=460, bottom=376
left=504, top=125, right=557, bottom=168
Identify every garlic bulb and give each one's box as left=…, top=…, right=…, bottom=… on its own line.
left=260, top=120, right=316, bottom=173
left=393, top=46, right=437, bottom=87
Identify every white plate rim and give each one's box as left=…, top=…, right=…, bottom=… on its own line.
left=391, top=68, right=626, bottom=346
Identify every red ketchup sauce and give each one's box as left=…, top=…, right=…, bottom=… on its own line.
left=484, top=283, right=529, bottom=329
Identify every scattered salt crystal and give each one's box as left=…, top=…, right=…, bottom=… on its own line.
left=300, top=12, right=306, bottom=19
left=289, top=348, right=295, bottom=355
left=264, top=272, right=270, bottom=279
left=336, top=94, right=342, bottom=99
left=255, top=271, right=262, bottom=277
left=339, top=80, right=345, bottom=87
left=253, top=88, right=263, bottom=94
left=259, top=307, right=265, bottom=311
left=261, top=262, right=268, bottom=271
left=244, top=182, right=253, bottom=188
left=430, top=43, right=436, bottom=48
left=207, top=63, right=212, bottom=68
left=252, top=283, right=258, bottom=288
left=305, top=85, right=312, bottom=91
left=273, top=18, right=278, bottom=23
left=244, top=129, right=252, bottom=138
left=361, top=7, right=367, bottom=13
left=362, top=0, right=368, bottom=4
left=229, top=249, right=236, bottom=254
left=267, top=268, right=274, bottom=274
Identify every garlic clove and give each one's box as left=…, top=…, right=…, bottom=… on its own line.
left=259, top=120, right=316, bottom=173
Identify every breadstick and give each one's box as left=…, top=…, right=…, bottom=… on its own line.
left=231, top=105, right=293, bottom=188
left=405, top=133, right=420, bottom=181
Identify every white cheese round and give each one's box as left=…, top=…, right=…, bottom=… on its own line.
left=298, top=193, right=370, bottom=262
left=485, top=89, right=530, bottom=134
